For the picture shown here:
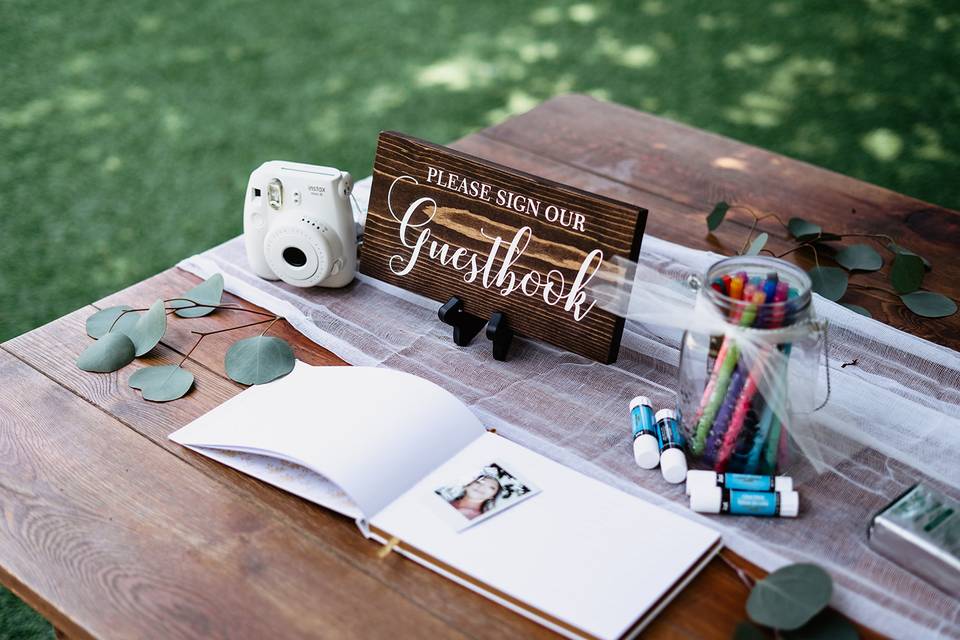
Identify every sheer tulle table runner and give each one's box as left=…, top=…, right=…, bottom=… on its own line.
left=179, top=179, right=960, bottom=639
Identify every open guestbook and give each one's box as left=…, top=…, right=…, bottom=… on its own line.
left=170, top=362, right=721, bottom=640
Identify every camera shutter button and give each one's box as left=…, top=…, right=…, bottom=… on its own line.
left=331, top=258, right=343, bottom=275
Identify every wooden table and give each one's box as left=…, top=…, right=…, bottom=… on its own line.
left=7, top=93, right=956, bottom=639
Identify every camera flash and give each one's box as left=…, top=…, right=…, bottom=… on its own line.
left=268, top=179, right=283, bottom=210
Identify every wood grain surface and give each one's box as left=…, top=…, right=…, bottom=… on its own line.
left=362, top=131, right=646, bottom=363
left=0, top=94, right=909, bottom=639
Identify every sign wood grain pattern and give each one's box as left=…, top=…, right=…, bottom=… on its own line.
left=361, top=131, right=647, bottom=362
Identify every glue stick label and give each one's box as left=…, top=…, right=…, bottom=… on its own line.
left=724, top=473, right=776, bottom=492
left=726, top=490, right=778, bottom=516
left=631, top=405, right=656, bottom=440
left=656, top=417, right=684, bottom=453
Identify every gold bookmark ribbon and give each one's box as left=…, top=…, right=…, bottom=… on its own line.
left=377, top=536, right=401, bottom=559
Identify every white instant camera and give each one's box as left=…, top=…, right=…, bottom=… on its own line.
left=243, top=161, right=357, bottom=288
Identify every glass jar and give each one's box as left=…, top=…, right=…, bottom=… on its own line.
left=676, top=256, right=817, bottom=476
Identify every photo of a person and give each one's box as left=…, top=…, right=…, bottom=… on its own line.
left=434, top=462, right=538, bottom=529
left=450, top=474, right=503, bottom=520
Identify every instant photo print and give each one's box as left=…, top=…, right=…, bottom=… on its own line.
left=433, top=461, right=540, bottom=531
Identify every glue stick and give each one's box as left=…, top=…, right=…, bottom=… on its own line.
left=630, top=396, right=659, bottom=469
left=685, top=470, right=793, bottom=496
left=690, top=487, right=799, bottom=517
left=655, top=409, right=688, bottom=484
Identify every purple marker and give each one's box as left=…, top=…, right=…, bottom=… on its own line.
left=704, top=363, right=747, bottom=465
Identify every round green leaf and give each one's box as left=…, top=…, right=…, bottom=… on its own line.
left=788, top=217, right=821, bottom=240
left=900, top=291, right=957, bottom=318
left=783, top=610, right=858, bottom=640
left=123, top=299, right=167, bottom=356
left=224, top=336, right=295, bottom=385
left=77, top=332, right=136, bottom=373
left=891, top=253, right=924, bottom=294
left=706, top=201, right=730, bottom=231
left=129, top=365, right=195, bottom=402
left=808, top=267, right=848, bottom=301
left=746, top=563, right=833, bottom=631
left=86, top=305, right=141, bottom=338
left=834, top=244, right=882, bottom=271
left=170, top=273, right=224, bottom=318
left=887, top=242, right=931, bottom=270
left=732, top=622, right=768, bottom=640
left=744, top=232, right=769, bottom=256
left=841, top=303, right=872, bottom=318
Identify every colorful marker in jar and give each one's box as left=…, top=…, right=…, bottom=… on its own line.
left=690, top=487, right=799, bottom=518
left=685, top=470, right=793, bottom=496
left=655, top=409, right=687, bottom=484
left=630, top=396, right=660, bottom=469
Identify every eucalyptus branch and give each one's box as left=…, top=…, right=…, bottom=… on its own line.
left=164, top=299, right=276, bottom=317
left=79, top=273, right=297, bottom=399
left=189, top=317, right=277, bottom=337
left=727, top=205, right=790, bottom=230
left=739, top=217, right=760, bottom=255
left=848, top=283, right=901, bottom=300
left=775, top=242, right=820, bottom=268
left=718, top=551, right=756, bottom=590
left=178, top=333, right=206, bottom=366
left=177, top=316, right=280, bottom=367
left=704, top=200, right=954, bottom=318
left=106, top=300, right=274, bottom=333
left=259, top=317, right=280, bottom=336
left=835, top=232, right=895, bottom=246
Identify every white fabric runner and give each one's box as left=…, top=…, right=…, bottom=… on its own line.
left=179, top=178, right=960, bottom=639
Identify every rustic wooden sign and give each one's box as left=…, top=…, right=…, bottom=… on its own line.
left=361, top=131, right=647, bottom=363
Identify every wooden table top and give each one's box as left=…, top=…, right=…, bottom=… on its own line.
left=5, top=93, right=950, bottom=639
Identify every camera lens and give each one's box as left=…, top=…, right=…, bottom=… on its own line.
left=282, top=247, right=308, bottom=267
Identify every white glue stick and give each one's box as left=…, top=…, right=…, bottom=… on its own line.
left=630, top=396, right=659, bottom=469
left=690, top=487, right=799, bottom=518
left=655, top=409, right=687, bottom=484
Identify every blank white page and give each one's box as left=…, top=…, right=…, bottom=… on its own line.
left=170, top=362, right=485, bottom=517
left=370, top=432, right=721, bottom=640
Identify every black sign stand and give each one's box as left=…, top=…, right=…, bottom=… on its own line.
left=438, top=297, right=514, bottom=361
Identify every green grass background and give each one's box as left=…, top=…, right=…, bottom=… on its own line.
left=1, top=0, right=957, bottom=635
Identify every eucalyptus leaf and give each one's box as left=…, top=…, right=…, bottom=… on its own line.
left=76, top=332, right=136, bottom=373
left=169, top=273, right=224, bottom=318
left=788, top=217, right=821, bottom=240
left=123, top=299, right=167, bottom=356
left=86, top=305, right=141, bottom=338
left=732, top=622, right=768, bottom=640
left=746, top=563, right=832, bottom=631
left=834, top=244, right=883, bottom=272
left=808, top=266, right=848, bottom=301
left=224, top=335, right=295, bottom=385
left=129, top=365, right=195, bottom=402
left=891, top=253, right=924, bottom=294
left=887, top=242, right=931, bottom=270
left=900, top=291, right=958, bottom=318
left=707, top=201, right=730, bottom=231
left=744, top=232, right=768, bottom=256
left=783, top=610, right=858, bottom=640
left=841, top=303, right=872, bottom=318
